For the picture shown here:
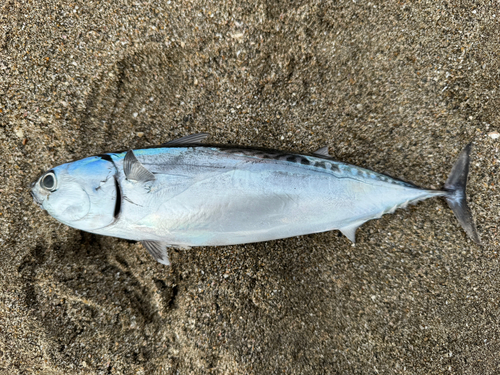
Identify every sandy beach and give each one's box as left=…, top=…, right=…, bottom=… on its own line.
left=1, top=0, right=499, bottom=373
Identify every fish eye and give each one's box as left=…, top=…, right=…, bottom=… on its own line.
left=41, top=172, right=57, bottom=191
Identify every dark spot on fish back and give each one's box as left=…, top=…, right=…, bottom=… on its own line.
left=300, top=158, right=310, bottom=165
left=98, top=154, right=113, bottom=163
left=314, top=161, right=327, bottom=169
left=330, top=164, right=340, bottom=172
left=286, top=156, right=296, bottom=162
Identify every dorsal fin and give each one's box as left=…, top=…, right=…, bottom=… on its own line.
left=313, top=146, right=330, bottom=157
left=141, top=241, right=171, bottom=265
left=162, top=133, right=210, bottom=146
left=123, top=150, right=156, bottom=182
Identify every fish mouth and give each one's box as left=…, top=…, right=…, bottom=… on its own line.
left=29, top=179, right=45, bottom=208
left=30, top=189, right=43, bottom=208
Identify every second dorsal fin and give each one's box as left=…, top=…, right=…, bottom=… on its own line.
left=123, top=150, right=156, bottom=182
left=162, top=133, right=210, bottom=146
left=313, top=146, right=330, bottom=157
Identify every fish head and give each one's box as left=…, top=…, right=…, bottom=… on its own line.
left=31, top=156, right=118, bottom=231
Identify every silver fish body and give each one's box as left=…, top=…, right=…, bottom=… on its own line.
left=31, top=134, right=480, bottom=265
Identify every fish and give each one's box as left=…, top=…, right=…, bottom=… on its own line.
left=30, top=133, right=480, bottom=265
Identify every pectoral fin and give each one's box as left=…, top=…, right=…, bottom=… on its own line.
left=141, top=241, right=171, bottom=265
left=123, top=150, right=155, bottom=182
left=163, top=133, right=210, bottom=146
left=340, top=223, right=360, bottom=243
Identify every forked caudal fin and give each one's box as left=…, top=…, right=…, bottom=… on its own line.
left=444, top=143, right=481, bottom=244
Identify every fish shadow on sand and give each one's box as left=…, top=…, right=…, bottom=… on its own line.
left=17, top=233, right=178, bottom=371
left=17, top=228, right=363, bottom=373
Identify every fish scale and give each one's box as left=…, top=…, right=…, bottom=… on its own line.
left=31, top=133, right=481, bottom=266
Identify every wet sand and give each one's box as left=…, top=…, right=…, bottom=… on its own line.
left=1, top=0, right=499, bottom=373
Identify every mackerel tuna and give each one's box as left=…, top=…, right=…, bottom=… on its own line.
left=31, top=134, right=480, bottom=265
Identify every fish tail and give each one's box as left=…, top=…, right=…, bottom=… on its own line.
left=443, top=143, right=481, bottom=244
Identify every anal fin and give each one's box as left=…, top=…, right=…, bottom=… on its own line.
left=340, top=223, right=361, bottom=243
left=141, top=241, right=171, bottom=265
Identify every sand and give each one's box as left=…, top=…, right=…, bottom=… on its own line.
left=1, top=0, right=499, bottom=373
